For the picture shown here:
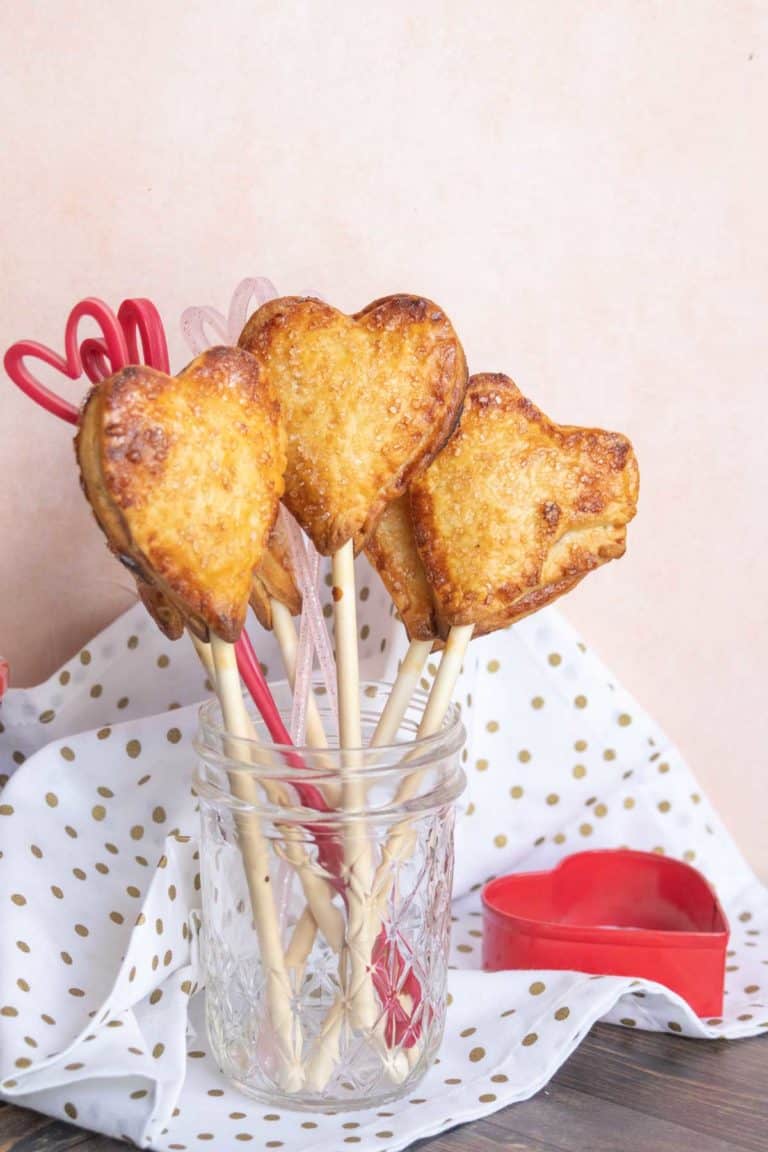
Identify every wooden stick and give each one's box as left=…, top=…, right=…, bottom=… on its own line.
left=313, top=622, right=472, bottom=1084
left=371, top=623, right=474, bottom=905
left=371, top=638, right=432, bottom=747
left=284, top=905, right=318, bottom=970
left=305, top=990, right=410, bottom=1092
left=211, top=623, right=344, bottom=961
left=304, top=996, right=346, bottom=1092
left=271, top=598, right=344, bottom=967
left=281, top=833, right=344, bottom=957
left=280, top=631, right=441, bottom=982
left=332, top=540, right=379, bottom=1030
left=279, top=617, right=422, bottom=973
left=332, top=541, right=363, bottom=750
left=414, top=624, right=474, bottom=743
left=271, top=598, right=329, bottom=750
left=202, top=614, right=343, bottom=973
left=302, top=578, right=449, bottom=1090
left=209, top=635, right=304, bottom=1091
left=190, top=630, right=216, bottom=685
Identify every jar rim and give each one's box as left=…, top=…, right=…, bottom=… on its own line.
left=193, top=678, right=466, bottom=787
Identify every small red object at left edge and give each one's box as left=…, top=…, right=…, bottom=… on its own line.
left=0, top=659, right=8, bottom=698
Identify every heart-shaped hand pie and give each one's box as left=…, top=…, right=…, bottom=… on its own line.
left=407, top=373, right=639, bottom=636
left=238, top=294, right=468, bottom=554
left=76, top=346, right=286, bottom=642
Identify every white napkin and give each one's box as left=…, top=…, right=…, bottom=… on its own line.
left=1, top=562, right=766, bottom=1152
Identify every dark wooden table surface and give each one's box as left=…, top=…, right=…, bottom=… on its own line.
left=1, top=1023, right=765, bottom=1152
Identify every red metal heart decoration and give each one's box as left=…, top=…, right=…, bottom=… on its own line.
left=117, top=298, right=170, bottom=375
left=4, top=298, right=130, bottom=424
left=79, top=299, right=170, bottom=383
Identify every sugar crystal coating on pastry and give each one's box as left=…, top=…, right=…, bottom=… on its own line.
left=76, top=345, right=286, bottom=642
left=239, top=294, right=468, bottom=555
left=410, top=373, right=639, bottom=636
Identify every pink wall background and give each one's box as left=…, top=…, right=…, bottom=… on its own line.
left=1, top=2, right=766, bottom=876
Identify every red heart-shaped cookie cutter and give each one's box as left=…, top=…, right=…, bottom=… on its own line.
left=483, top=849, right=729, bottom=1015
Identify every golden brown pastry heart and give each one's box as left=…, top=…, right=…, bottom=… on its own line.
left=238, top=294, right=468, bottom=555
left=75, top=346, right=286, bottom=642
left=409, top=373, right=639, bottom=636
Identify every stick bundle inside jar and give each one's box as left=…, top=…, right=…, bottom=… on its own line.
left=6, top=283, right=639, bottom=1105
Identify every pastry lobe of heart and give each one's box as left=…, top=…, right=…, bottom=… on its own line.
left=239, top=294, right=468, bottom=555
left=249, top=514, right=302, bottom=630
left=407, top=373, right=639, bottom=638
left=365, top=496, right=439, bottom=643
left=75, top=345, right=286, bottom=643
left=136, top=580, right=186, bottom=641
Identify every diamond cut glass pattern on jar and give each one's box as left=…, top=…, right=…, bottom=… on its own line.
left=194, top=679, right=466, bottom=1109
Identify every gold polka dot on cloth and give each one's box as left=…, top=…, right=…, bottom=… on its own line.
left=1, top=576, right=766, bottom=1152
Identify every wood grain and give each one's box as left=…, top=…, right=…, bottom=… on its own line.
left=1, top=1024, right=766, bottom=1151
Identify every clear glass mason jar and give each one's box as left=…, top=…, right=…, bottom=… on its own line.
left=194, top=679, right=466, bottom=1111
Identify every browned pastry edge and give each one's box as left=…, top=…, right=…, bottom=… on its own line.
left=137, top=580, right=186, bottom=641
left=364, top=495, right=440, bottom=643
left=249, top=517, right=302, bottom=630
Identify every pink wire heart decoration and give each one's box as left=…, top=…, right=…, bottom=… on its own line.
left=181, top=276, right=278, bottom=352
left=4, top=298, right=130, bottom=424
